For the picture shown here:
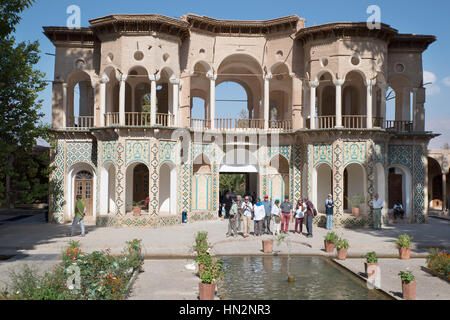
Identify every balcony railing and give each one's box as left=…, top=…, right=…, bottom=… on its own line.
left=342, top=115, right=367, bottom=129
left=105, top=113, right=119, bottom=126
left=268, top=120, right=292, bottom=131
left=190, top=119, right=292, bottom=131
left=104, top=112, right=175, bottom=127
left=386, top=120, right=413, bottom=132
left=156, top=113, right=175, bottom=127
left=317, top=116, right=336, bottom=129
left=66, top=116, right=94, bottom=130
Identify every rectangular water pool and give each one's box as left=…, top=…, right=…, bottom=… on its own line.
left=218, top=256, right=391, bottom=300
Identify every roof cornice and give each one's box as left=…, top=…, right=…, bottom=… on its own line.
left=389, top=34, right=436, bottom=52
left=42, top=27, right=97, bottom=47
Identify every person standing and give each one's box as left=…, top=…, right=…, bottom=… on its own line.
left=236, top=195, right=243, bottom=232
left=272, top=200, right=282, bottom=236
left=373, top=193, right=383, bottom=230
left=280, top=196, right=293, bottom=234
left=305, top=198, right=315, bottom=238
left=393, top=201, right=405, bottom=221
left=227, top=199, right=238, bottom=238
left=262, top=195, right=273, bottom=234
left=253, top=198, right=266, bottom=237
left=294, top=200, right=305, bottom=234
left=241, top=196, right=253, bottom=238
left=71, top=195, right=86, bottom=237
left=224, top=192, right=233, bottom=219
left=325, top=194, right=334, bottom=230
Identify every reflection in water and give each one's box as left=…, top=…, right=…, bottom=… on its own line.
left=219, top=257, right=389, bottom=300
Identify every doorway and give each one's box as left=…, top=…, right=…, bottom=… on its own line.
left=74, top=171, right=94, bottom=216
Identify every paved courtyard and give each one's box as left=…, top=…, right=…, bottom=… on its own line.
left=0, top=211, right=448, bottom=299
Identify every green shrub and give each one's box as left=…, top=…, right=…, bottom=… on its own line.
left=395, top=234, right=413, bottom=248
left=398, top=271, right=415, bottom=283
left=365, top=251, right=378, bottom=264
left=426, top=248, right=450, bottom=280
left=196, top=253, right=212, bottom=267
left=195, top=231, right=208, bottom=245
left=200, top=259, right=225, bottom=284
left=336, top=238, right=350, bottom=250
left=324, top=232, right=339, bottom=244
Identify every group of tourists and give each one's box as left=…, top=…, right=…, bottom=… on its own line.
left=222, top=193, right=322, bottom=239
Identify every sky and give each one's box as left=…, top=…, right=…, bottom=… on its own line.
left=13, top=0, right=450, bottom=148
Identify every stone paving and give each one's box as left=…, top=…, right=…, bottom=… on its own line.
left=0, top=212, right=448, bottom=299
left=334, top=258, right=450, bottom=300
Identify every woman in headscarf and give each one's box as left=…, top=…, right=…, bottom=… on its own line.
left=325, top=194, right=334, bottom=230
left=253, top=198, right=266, bottom=236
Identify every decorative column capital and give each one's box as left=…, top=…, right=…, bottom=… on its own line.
left=309, top=80, right=320, bottom=88
left=62, top=82, right=68, bottom=89
left=333, top=79, right=345, bottom=87
left=101, top=74, right=110, bottom=84
left=264, top=73, right=273, bottom=81
left=364, top=79, right=377, bottom=87
left=116, top=74, right=128, bottom=82
left=206, top=72, right=217, bottom=81
left=169, top=77, right=181, bottom=85
left=149, top=74, right=161, bottom=82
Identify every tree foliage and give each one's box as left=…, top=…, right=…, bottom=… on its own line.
left=0, top=0, right=49, bottom=205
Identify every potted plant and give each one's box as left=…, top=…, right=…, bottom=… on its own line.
left=345, top=194, right=365, bottom=217
left=399, top=270, right=416, bottom=300
left=196, top=253, right=212, bottom=276
left=364, top=251, right=379, bottom=277
left=336, top=238, right=350, bottom=260
left=194, top=241, right=210, bottom=255
left=199, top=259, right=225, bottom=300
left=262, top=239, right=274, bottom=254
left=131, top=201, right=144, bottom=216
left=324, top=232, right=339, bottom=253
left=396, top=234, right=413, bottom=260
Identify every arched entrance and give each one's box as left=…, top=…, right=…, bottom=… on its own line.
left=427, top=156, right=444, bottom=210
left=313, top=163, right=333, bottom=213
left=388, top=165, right=412, bottom=217
left=159, top=162, right=177, bottom=216
left=67, top=163, right=96, bottom=220
left=192, top=154, right=212, bottom=211
left=344, top=163, right=367, bottom=213
left=267, top=155, right=290, bottom=203
left=125, top=163, right=149, bottom=213
left=100, top=162, right=116, bottom=215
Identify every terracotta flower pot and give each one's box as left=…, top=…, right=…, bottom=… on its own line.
left=364, top=263, right=378, bottom=278
left=133, top=206, right=142, bottom=217
left=324, top=241, right=335, bottom=253
left=199, top=282, right=216, bottom=300
left=337, top=248, right=348, bottom=260
left=262, top=240, right=274, bottom=254
left=352, top=207, right=360, bottom=217
left=399, top=247, right=411, bottom=260
left=402, top=281, right=416, bottom=300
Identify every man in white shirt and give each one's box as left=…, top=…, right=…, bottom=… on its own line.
left=241, top=196, right=253, bottom=238
left=372, top=193, right=383, bottom=230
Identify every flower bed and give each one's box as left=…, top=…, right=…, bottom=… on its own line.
left=0, top=239, right=144, bottom=300
left=425, top=248, right=450, bottom=282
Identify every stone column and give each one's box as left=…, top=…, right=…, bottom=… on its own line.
left=100, top=75, right=108, bottom=127
left=149, top=74, right=161, bottom=126
left=130, top=83, right=136, bottom=113
left=414, top=87, right=426, bottom=131
left=309, top=81, right=319, bottom=129
left=117, top=74, right=127, bottom=126
left=365, top=79, right=376, bottom=129
left=380, top=84, right=387, bottom=128
left=207, top=72, right=217, bottom=129
left=264, top=74, right=273, bottom=130
left=179, top=72, right=191, bottom=128
left=402, top=87, right=411, bottom=122
left=334, top=79, right=345, bottom=128
left=443, top=173, right=447, bottom=211
left=62, top=83, right=68, bottom=128
left=170, top=77, right=180, bottom=127
left=291, top=74, right=303, bottom=130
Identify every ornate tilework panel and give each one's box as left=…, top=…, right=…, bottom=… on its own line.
left=388, top=145, right=413, bottom=169
left=66, top=141, right=96, bottom=169
left=290, top=145, right=302, bottom=202
left=50, top=140, right=66, bottom=224
left=102, top=141, right=117, bottom=165
left=115, top=142, right=125, bottom=216
left=268, top=145, right=291, bottom=163
left=159, top=141, right=178, bottom=165
left=148, top=140, right=159, bottom=216
left=343, top=142, right=366, bottom=167
left=374, top=143, right=385, bottom=165
left=313, top=144, right=333, bottom=167
left=332, top=141, right=343, bottom=216
left=413, top=145, right=426, bottom=223
left=126, top=140, right=150, bottom=166
left=193, top=144, right=214, bottom=163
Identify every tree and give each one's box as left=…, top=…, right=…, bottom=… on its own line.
left=0, top=0, right=48, bottom=206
